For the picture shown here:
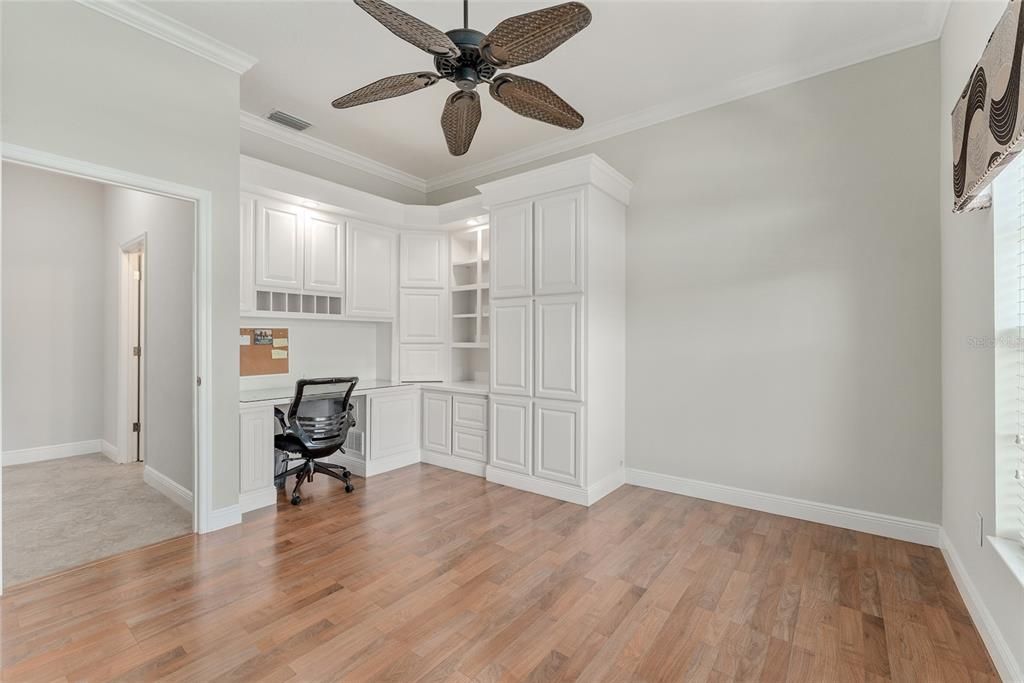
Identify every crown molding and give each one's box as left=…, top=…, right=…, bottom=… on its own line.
left=240, top=111, right=427, bottom=193
left=235, top=5, right=947, bottom=197
left=423, top=10, right=948, bottom=194
left=77, top=0, right=257, bottom=75
left=477, top=154, right=632, bottom=208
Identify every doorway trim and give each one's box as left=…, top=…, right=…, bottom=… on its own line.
left=1, top=143, right=216, bottom=544
left=118, top=234, right=147, bottom=466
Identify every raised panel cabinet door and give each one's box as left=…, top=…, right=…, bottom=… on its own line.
left=452, top=427, right=487, bottom=462
left=255, top=198, right=304, bottom=291
left=534, top=294, right=583, bottom=401
left=490, top=298, right=532, bottom=396
left=534, top=191, right=584, bottom=295
left=490, top=201, right=533, bottom=298
left=240, top=197, right=256, bottom=312
left=421, top=391, right=452, bottom=454
left=239, top=406, right=275, bottom=495
left=369, top=390, right=420, bottom=459
left=533, top=400, right=582, bottom=486
left=399, top=344, right=446, bottom=382
left=347, top=221, right=397, bottom=318
left=303, top=211, right=345, bottom=293
left=400, top=289, right=445, bottom=343
left=401, top=232, right=447, bottom=288
left=489, top=396, right=531, bottom=475
left=452, top=394, right=487, bottom=430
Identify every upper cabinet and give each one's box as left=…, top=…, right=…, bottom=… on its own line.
left=534, top=191, right=584, bottom=296
left=240, top=196, right=256, bottom=313
left=303, top=210, right=345, bottom=294
left=255, top=198, right=304, bottom=292
left=400, top=232, right=447, bottom=289
left=347, top=220, right=397, bottom=319
left=490, top=202, right=533, bottom=299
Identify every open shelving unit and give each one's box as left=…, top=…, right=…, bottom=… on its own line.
left=450, top=224, right=490, bottom=383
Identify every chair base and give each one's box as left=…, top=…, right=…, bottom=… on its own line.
left=274, top=455, right=354, bottom=505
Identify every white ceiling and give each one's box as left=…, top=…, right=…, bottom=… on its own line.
left=148, top=0, right=947, bottom=187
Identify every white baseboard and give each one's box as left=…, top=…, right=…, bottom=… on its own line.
left=3, top=439, right=104, bottom=466
left=939, top=529, right=1024, bottom=683
left=333, top=453, right=366, bottom=478
left=240, top=486, right=277, bottom=513
left=421, top=449, right=486, bottom=477
left=486, top=466, right=589, bottom=506
left=100, top=440, right=119, bottom=462
left=625, top=467, right=940, bottom=547
left=204, top=505, right=241, bottom=533
left=143, top=465, right=193, bottom=512
left=587, top=468, right=625, bottom=505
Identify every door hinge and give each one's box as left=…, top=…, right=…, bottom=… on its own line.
left=132, top=422, right=141, bottom=433
left=132, top=346, right=142, bottom=358
left=197, top=376, right=202, bottom=387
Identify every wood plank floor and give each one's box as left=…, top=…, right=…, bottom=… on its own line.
left=0, top=464, right=999, bottom=682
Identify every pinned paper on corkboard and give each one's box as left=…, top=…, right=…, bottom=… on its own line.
left=240, top=328, right=289, bottom=376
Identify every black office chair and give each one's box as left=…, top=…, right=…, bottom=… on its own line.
left=274, top=377, right=358, bottom=505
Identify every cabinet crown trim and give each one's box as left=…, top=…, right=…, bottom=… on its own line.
left=477, top=155, right=632, bottom=208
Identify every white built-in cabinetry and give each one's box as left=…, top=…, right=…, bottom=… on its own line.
left=241, top=194, right=397, bottom=320
left=482, top=157, right=631, bottom=505
left=421, top=389, right=489, bottom=476
left=399, top=232, right=447, bottom=381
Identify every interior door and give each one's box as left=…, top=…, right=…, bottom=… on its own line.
left=490, top=297, right=533, bottom=396
left=303, top=210, right=345, bottom=293
left=490, top=201, right=533, bottom=298
left=255, top=199, right=303, bottom=291
left=534, top=190, right=583, bottom=296
left=534, top=294, right=583, bottom=401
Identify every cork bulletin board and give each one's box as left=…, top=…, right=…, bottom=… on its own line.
left=240, top=327, right=289, bottom=376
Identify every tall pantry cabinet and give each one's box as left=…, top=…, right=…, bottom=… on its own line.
left=481, top=156, right=631, bottom=505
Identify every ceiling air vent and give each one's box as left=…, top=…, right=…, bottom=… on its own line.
left=266, top=110, right=311, bottom=132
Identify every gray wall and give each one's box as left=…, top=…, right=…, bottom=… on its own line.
left=103, top=186, right=195, bottom=492
left=432, top=43, right=943, bottom=524
left=939, top=1, right=1024, bottom=674
left=1, top=164, right=106, bottom=451
left=3, top=1, right=241, bottom=509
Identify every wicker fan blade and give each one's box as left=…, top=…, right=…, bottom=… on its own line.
left=480, top=2, right=591, bottom=68
left=354, top=0, right=459, bottom=58
left=332, top=72, right=440, bottom=109
left=441, top=91, right=481, bottom=156
left=489, top=75, right=583, bottom=129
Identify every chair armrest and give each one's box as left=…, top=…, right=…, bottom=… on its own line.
left=273, top=407, right=288, bottom=432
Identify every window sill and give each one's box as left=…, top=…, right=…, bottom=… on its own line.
left=988, top=535, right=1024, bottom=588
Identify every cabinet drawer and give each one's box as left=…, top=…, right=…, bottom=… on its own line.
left=452, top=427, right=487, bottom=462
left=452, top=395, right=487, bottom=429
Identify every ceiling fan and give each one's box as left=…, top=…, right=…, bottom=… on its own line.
left=332, top=0, right=592, bottom=156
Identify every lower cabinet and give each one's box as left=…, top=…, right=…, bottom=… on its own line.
left=238, top=405, right=276, bottom=512
left=533, top=400, right=582, bottom=486
left=368, top=389, right=420, bottom=460
left=452, top=427, right=487, bottom=462
left=489, top=396, right=532, bottom=475
left=422, top=391, right=452, bottom=453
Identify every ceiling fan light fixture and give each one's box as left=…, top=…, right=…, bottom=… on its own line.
left=335, top=0, right=591, bottom=155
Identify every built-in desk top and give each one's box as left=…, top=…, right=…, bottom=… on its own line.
left=239, top=378, right=406, bottom=404
left=239, top=379, right=491, bottom=406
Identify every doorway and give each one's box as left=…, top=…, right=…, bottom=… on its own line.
left=123, top=240, right=146, bottom=464
left=0, top=145, right=216, bottom=592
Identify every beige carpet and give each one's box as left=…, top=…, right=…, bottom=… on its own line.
left=3, top=454, right=193, bottom=587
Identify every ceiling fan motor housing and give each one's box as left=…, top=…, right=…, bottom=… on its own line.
left=435, top=28, right=496, bottom=91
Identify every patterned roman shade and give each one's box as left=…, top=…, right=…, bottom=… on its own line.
left=952, top=0, right=1024, bottom=213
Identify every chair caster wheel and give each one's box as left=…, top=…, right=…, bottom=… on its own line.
left=345, top=483, right=354, bottom=493
left=291, top=495, right=301, bottom=505
left=342, top=471, right=351, bottom=480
